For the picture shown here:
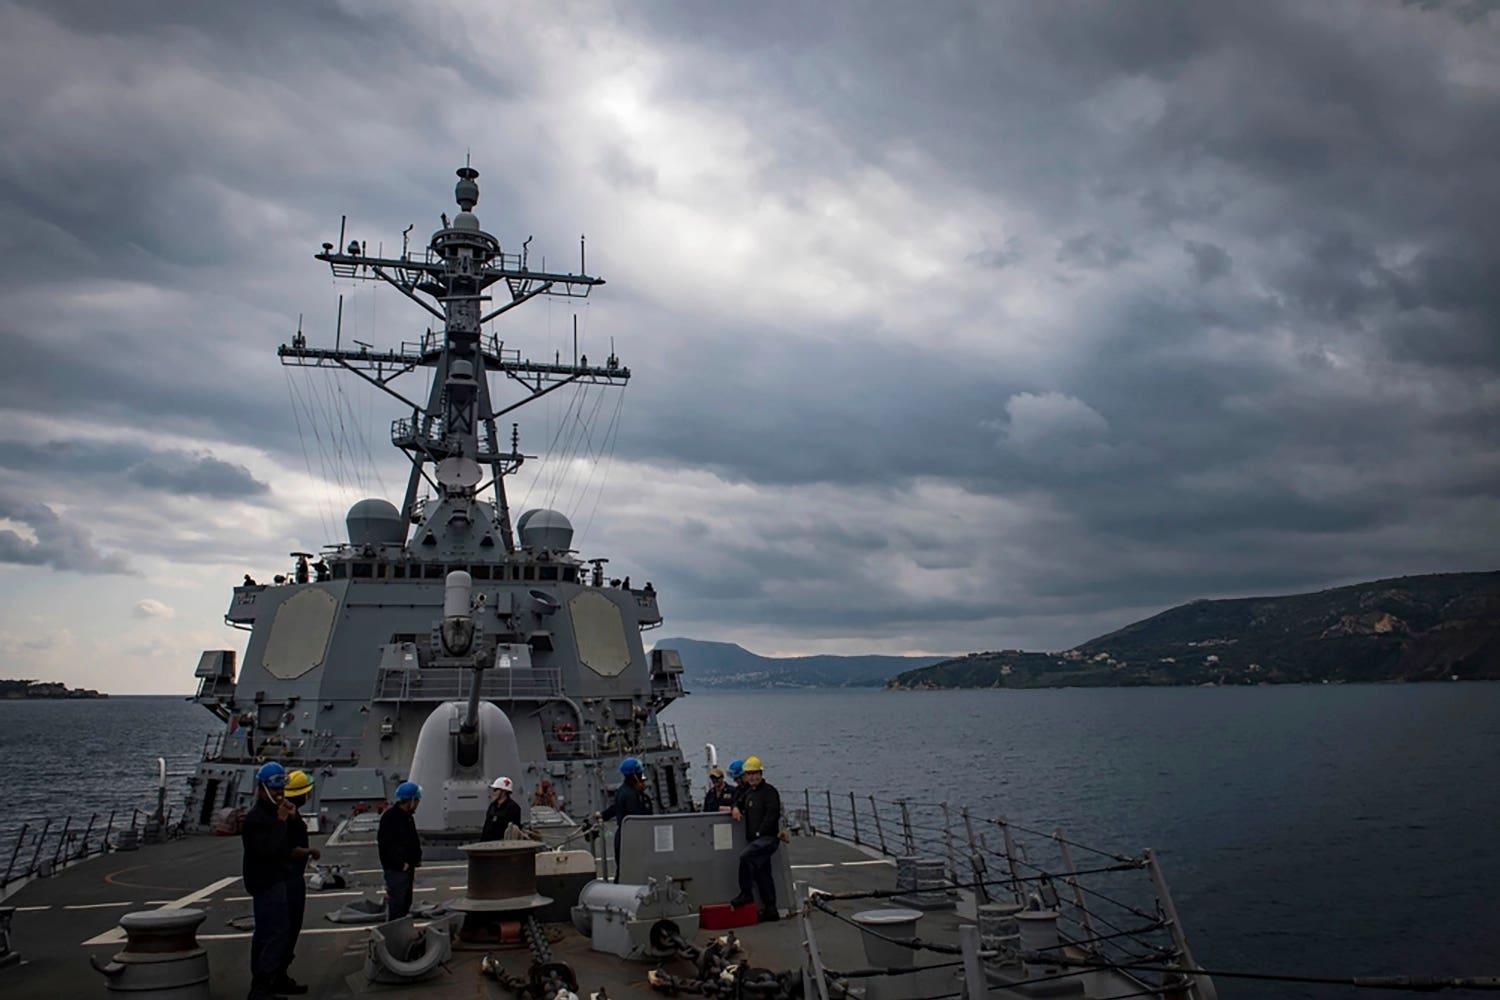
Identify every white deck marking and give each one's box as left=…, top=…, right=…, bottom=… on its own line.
left=841, top=859, right=896, bottom=866
left=227, top=889, right=368, bottom=902
left=790, top=863, right=835, bottom=869
left=15, top=905, right=50, bottom=912
left=198, top=921, right=439, bottom=942
left=64, top=901, right=136, bottom=910
left=82, top=875, right=238, bottom=946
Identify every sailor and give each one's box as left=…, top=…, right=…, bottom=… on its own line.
left=240, top=761, right=295, bottom=1000
left=702, top=766, right=733, bottom=812
left=378, top=782, right=423, bottom=919
left=726, top=758, right=747, bottom=805
left=598, top=757, right=653, bottom=882
left=729, top=755, right=782, bottom=921
left=480, top=776, right=522, bottom=840
left=278, top=770, right=321, bottom=995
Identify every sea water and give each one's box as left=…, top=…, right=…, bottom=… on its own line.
left=2, top=682, right=1496, bottom=998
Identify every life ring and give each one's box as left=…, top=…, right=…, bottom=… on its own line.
left=554, top=722, right=577, bottom=743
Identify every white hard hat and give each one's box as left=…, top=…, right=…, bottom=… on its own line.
left=491, top=776, right=514, bottom=792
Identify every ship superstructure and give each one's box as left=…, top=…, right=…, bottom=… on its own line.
left=186, top=166, right=689, bottom=832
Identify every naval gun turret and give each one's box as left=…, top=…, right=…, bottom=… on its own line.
left=408, top=571, right=527, bottom=834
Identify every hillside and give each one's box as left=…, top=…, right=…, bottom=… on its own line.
left=887, top=571, right=1500, bottom=689
left=653, top=638, right=945, bottom=688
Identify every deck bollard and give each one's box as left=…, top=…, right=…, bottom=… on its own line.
left=851, top=907, right=921, bottom=969
left=90, top=908, right=209, bottom=999
left=977, top=901, right=1024, bottom=966
left=850, top=908, right=924, bottom=1000
left=893, top=857, right=954, bottom=911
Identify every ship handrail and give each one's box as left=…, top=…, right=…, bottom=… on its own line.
left=201, top=731, right=367, bottom=766
left=789, top=788, right=1214, bottom=1000
left=0, top=805, right=184, bottom=897
left=372, top=665, right=564, bottom=703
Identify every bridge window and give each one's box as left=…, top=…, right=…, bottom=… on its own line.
left=539, top=566, right=558, bottom=581
left=331, top=563, right=347, bottom=580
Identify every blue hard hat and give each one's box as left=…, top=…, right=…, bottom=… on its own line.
left=620, top=756, right=644, bottom=777
left=395, top=781, right=423, bottom=801
left=727, top=759, right=744, bottom=781
left=256, top=761, right=288, bottom=788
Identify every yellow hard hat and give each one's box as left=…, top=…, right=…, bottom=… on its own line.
left=285, top=770, right=315, bottom=797
left=743, top=755, right=764, bottom=773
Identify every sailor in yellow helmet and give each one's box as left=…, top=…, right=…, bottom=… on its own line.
left=727, top=755, right=781, bottom=920
left=278, top=770, right=320, bottom=995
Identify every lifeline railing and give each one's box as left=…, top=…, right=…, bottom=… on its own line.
left=790, top=790, right=1214, bottom=1000
left=0, top=805, right=182, bottom=896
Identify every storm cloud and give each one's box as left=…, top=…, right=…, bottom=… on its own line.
left=0, top=0, right=1497, bottom=690
left=0, top=494, right=133, bottom=574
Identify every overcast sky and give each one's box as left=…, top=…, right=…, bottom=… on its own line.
left=1, top=1, right=1497, bottom=693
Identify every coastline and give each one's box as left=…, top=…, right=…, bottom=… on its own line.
left=0, top=679, right=107, bottom=700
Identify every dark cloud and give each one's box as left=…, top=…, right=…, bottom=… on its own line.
left=127, top=452, right=269, bottom=498
left=0, top=440, right=268, bottom=499
left=0, top=493, right=133, bottom=574
left=967, top=238, right=1023, bottom=270
left=1183, top=241, right=1232, bottom=283
left=1057, top=233, right=1134, bottom=270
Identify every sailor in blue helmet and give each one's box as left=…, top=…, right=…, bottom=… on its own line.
left=378, top=781, right=423, bottom=919
left=597, top=757, right=653, bottom=882
left=726, top=759, right=748, bottom=810
left=241, top=761, right=299, bottom=1000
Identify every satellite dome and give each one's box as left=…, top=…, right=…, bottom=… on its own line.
left=346, top=498, right=404, bottom=546
left=453, top=210, right=480, bottom=231
left=517, top=508, right=573, bottom=552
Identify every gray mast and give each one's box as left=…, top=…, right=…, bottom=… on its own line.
left=279, top=166, right=625, bottom=552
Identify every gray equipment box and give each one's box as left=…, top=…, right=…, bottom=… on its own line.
left=617, top=812, right=792, bottom=912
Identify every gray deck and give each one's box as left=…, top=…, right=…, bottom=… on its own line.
left=3, top=829, right=939, bottom=999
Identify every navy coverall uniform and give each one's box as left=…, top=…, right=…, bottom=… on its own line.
left=736, top=781, right=782, bottom=913
left=241, top=797, right=293, bottom=998
left=601, top=780, right=653, bottom=882
left=378, top=805, right=422, bottom=919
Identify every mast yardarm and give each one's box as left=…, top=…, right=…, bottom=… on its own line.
left=279, top=167, right=625, bottom=552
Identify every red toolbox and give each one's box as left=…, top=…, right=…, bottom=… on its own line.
left=699, top=901, right=759, bottom=929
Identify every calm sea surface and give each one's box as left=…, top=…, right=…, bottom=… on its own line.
left=3, top=683, right=1497, bottom=998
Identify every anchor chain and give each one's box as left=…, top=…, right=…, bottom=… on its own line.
left=525, top=915, right=554, bottom=965
left=647, top=932, right=804, bottom=999
left=481, top=917, right=577, bottom=1000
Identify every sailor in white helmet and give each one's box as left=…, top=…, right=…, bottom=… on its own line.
left=481, top=776, right=522, bottom=840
